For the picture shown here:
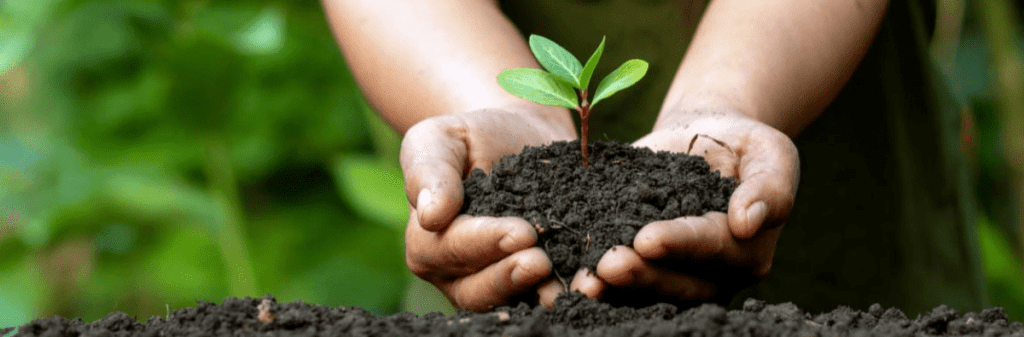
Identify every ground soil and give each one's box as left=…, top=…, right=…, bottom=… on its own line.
left=462, top=140, right=737, bottom=279
left=14, top=141, right=1019, bottom=336
left=9, top=293, right=1023, bottom=336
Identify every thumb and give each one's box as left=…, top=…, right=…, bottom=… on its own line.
left=401, top=118, right=468, bottom=231
left=727, top=130, right=799, bottom=239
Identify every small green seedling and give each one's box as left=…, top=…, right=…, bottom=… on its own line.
left=498, top=35, right=648, bottom=167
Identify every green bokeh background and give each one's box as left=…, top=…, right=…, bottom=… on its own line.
left=0, top=0, right=1022, bottom=328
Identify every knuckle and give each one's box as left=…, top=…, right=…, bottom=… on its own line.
left=405, top=118, right=443, bottom=139
left=405, top=225, right=429, bottom=257
left=405, top=253, right=432, bottom=280
left=405, top=236, right=446, bottom=281
left=450, top=284, right=487, bottom=312
left=441, top=236, right=469, bottom=266
left=439, top=240, right=479, bottom=274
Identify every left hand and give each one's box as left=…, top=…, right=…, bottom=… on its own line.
left=567, top=110, right=800, bottom=306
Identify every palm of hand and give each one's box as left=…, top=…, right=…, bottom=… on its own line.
left=570, top=114, right=800, bottom=305
left=401, top=108, right=574, bottom=312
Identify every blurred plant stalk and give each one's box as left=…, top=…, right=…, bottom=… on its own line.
left=931, top=0, right=966, bottom=74
left=205, top=136, right=257, bottom=297
left=975, top=0, right=1024, bottom=263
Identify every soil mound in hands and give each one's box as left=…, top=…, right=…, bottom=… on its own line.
left=462, top=140, right=737, bottom=278
left=10, top=294, right=1023, bottom=336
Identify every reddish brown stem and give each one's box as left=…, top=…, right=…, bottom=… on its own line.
left=578, top=91, right=591, bottom=168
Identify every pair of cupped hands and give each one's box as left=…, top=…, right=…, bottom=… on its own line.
left=401, top=105, right=799, bottom=312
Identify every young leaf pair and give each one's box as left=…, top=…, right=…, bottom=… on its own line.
left=497, top=35, right=648, bottom=167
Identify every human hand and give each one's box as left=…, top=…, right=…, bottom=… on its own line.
left=401, top=106, right=575, bottom=312
left=568, top=110, right=800, bottom=306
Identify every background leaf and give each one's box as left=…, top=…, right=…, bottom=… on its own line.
left=497, top=68, right=579, bottom=108
left=0, top=0, right=407, bottom=326
left=578, top=36, right=605, bottom=93
left=528, top=35, right=583, bottom=88
left=332, top=155, right=408, bottom=231
left=591, top=59, right=648, bottom=107
left=978, top=215, right=1024, bottom=317
left=234, top=6, right=285, bottom=56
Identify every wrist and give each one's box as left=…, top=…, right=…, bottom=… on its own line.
left=653, top=99, right=753, bottom=132
left=657, top=83, right=819, bottom=138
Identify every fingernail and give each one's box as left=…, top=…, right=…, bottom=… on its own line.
left=416, top=189, right=433, bottom=226
left=416, top=189, right=432, bottom=212
left=746, top=201, right=767, bottom=226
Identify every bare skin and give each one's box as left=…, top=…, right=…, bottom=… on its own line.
left=323, top=0, right=888, bottom=310
left=567, top=0, right=889, bottom=303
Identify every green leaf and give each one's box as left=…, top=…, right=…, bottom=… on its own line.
left=578, top=36, right=605, bottom=93
left=591, top=59, right=648, bottom=107
left=497, top=68, right=579, bottom=108
left=234, top=6, right=285, bottom=55
left=332, top=155, right=408, bottom=231
left=0, top=34, right=30, bottom=76
left=528, top=35, right=583, bottom=88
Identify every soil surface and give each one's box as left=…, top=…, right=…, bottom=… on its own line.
left=9, top=293, right=1023, bottom=336
left=462, top=140, right=737, bottom=279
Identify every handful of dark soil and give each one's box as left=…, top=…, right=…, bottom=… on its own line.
left=11, top=294, right=1023, bottom=337
left=462, top=140, right=737, bottom=278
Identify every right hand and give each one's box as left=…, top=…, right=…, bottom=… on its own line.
left=401, top=106, right=575, bottom=312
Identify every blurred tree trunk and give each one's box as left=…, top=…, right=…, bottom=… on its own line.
left=931, top=0, right=965, bottom=73
left=975, top=0, right=1024, bottom=263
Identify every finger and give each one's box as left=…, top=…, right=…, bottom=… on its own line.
left=595, top=245, right=717, bottom=301
left=405, top=214, right=537, bottom=280
left=444, top=247, right=551, bottom=312
left=537, top=278, right=563, bottom=309
left=569, top=269, right=605, bottom=300
left=728, top=127, right=799, bottom=239
left=632, top=213, right=781, bottom=280
left=632, top=212, right=738, bottom=262
left=595, top=246, right=655, bottom=286
left=401, top=117, right=470, bottom=231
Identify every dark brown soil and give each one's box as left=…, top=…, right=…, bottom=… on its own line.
left=462, top=140, right=737, bottom=279
left=9, top=293, right=1023, bottom=336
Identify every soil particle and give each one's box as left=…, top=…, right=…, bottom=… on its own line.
left=8, top=294, right=1023, bottom=336
left=257, top=298, right=275, bottom=323
left=462, top=140, right=737, bottom=278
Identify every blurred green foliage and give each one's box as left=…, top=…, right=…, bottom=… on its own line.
left=0, top=0, right=411, bottom=328
left=952, top=0, right=1024, bottom=321
left=0, top=0, right=1021, bottom=329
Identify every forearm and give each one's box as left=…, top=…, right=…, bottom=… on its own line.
left=322, top=0, right=574, bottom=135
left=658, top=0, right=888, bottom=138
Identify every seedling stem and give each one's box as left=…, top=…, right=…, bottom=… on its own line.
left=576, top=90, right=591, bottom=167
left=497, top=35, right=648, bottom=168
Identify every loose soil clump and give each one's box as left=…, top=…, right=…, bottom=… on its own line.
left=9, top=293, right=1023, bottom=336
left=462, top=140, right=737, bottom=278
